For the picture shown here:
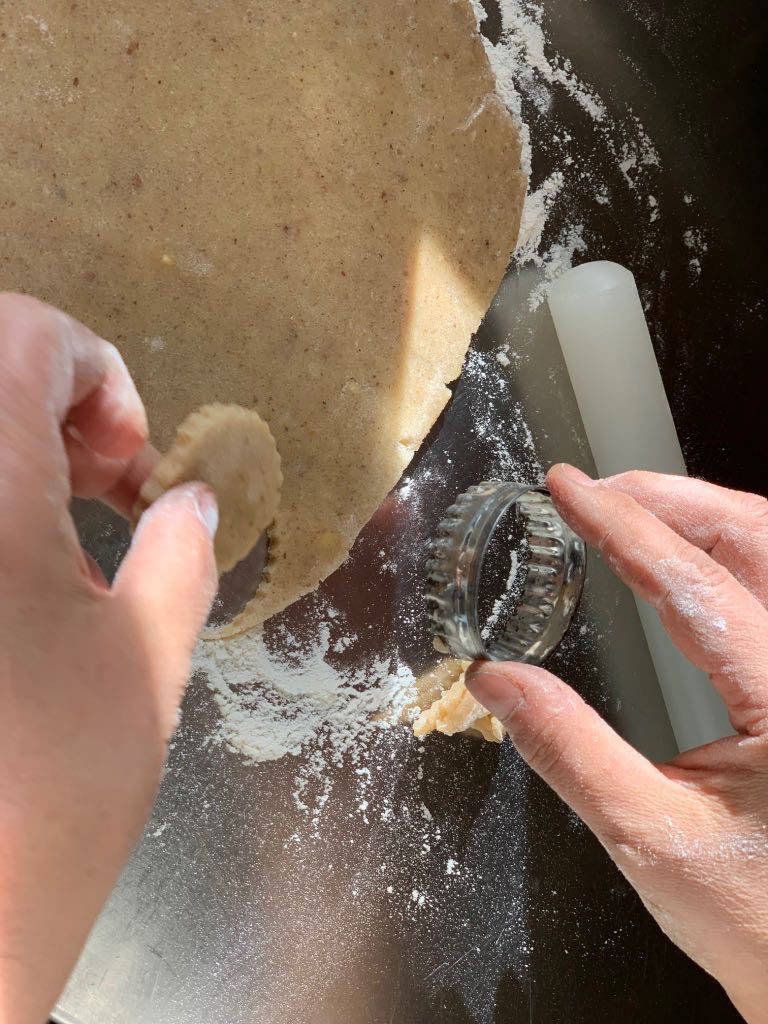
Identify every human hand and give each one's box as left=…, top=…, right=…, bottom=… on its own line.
left=466, top=463, right=768, bottom=1023
left=0, top=294, right=218, bottom=1023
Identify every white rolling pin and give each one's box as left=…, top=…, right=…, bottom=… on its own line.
left=547, top=261, right=732, bottom=752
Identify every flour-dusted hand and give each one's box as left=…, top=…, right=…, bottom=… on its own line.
left=466, top=464, right=768, bottom=1024
left=0, top=294, right=219, bottom=1023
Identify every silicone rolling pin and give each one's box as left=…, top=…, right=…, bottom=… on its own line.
left=548, top=261, right=732, bottom=752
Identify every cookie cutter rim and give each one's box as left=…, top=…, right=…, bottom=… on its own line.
left=426, top=481, right=586, bottom=664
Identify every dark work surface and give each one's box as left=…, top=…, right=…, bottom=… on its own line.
left=482, top=2, right=765, bottom=1020
left=487, top=1, right=765, bottom=1019
left=537, top=0, right=768, bottom=496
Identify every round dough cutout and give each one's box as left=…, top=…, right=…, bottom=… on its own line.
left=135, top=404, right=282, bottom=574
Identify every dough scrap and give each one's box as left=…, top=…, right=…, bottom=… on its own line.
left=413, top=664, right=504, bottom=743
left=1, top=1, right=526, bottom=632
left=135, top=404, right=282, bottom=574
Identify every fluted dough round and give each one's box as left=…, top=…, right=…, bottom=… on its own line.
left=135, top=404, right=282, bottom=574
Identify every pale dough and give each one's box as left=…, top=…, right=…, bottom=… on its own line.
left=411, top=661, right=504, bottom=743
left=1, top=2, right=526, bottom=632
left=135, top=404, right=282, bottom=574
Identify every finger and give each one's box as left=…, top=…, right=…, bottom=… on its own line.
left=548, top=464, right=768, bottom=734
left=0, top=294, right=154, bottom=582
left=101, top=444, right=160, bottom=519
left=66, top=435, right=159, bottom=519
left=465, top=662, right=685, bottom=848
left=0, top=292, right=146, bottom=455
left=63, top=339, right=146, bottom=461
left=112, top=484, right=218, bottom=732
left=0, top=294, right=148, bottom=559
left=601, top=471, right=768, bottom=606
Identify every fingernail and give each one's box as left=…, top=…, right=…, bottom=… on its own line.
left=102, top=341, right=147, bottom=425
left=555, top=463, right=598, bottom=487
left=64, top=421, right=125, bottom=464
left=464, top=664, right=525, bottom=722
left=191, top=485, right=218, bottom=538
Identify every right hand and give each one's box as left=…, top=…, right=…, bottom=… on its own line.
left=467, top=464, right=768, bottom=1023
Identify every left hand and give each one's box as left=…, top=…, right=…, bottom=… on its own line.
left=0, top=294, right=219, bottom=1024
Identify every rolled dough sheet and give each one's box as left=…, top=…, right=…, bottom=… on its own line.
left=0, top=1, right=526, bottom=633
left=134, top=404, right=282, bottom=574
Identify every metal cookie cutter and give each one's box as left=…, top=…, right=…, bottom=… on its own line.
left=426, top=482, right=586, bottom=663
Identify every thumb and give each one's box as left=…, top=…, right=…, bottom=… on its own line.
left=465, top=662, right=673, bottom=848
left=113, top=483, right=218, bottom=718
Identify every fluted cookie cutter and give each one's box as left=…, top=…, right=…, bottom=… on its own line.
left=426, top=482, right=586, bottom=663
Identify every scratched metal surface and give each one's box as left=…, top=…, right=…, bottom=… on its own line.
left=53, top=0, right=765, bottom=1021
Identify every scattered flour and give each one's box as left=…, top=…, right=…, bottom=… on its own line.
left=683, top=227, right=709, bottom=277
left=516, top=171, right=564, bottom=257
left=24, top=14, right=52, bottom=38
left=494, top=0, right=608, bottom=125
left=525, top=224, right=587, bottom=312
left=482, top=548, right=521, bottom=642
left=654, top=557, right=728, bottom=637
left=194, top=613, right=416, bottom=765
left=177, top=249, right=215, bottom=277
left=472, top=0, right=671, bottom=314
